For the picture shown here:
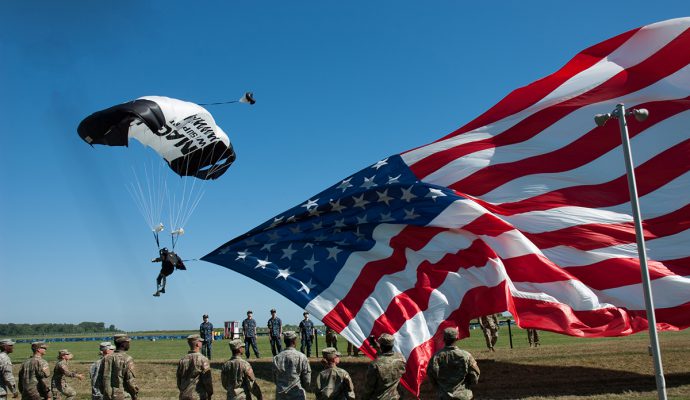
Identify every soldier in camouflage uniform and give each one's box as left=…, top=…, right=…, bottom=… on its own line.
left=177, top=335, right=213, bottom=400
left=90, top=342, right=114, bottom=400
left=18, top=341, right=51, bottom=400
left=312, top=347, right=354, bottom=400
left=324, top=328, right=338, bottom=351
left=221, top=339, right=262, bottom=400
left=361, top=333, right=406, bottom=400
left=267, top=309, right=283, bottom=357
left=100, top=334, right=138, bottom=400
left=427, top=327, right=480, bottom=400
left=199, top=315, right=214, bottom=360
left=0, top=339, right=18, bottom=399
left=526, top=329, right=540, bottom=347
left=242, top=311, right=260, bottom=359
left=272, top=331, right=311, bottom=400
left=298, top=312, right=315, bottom=357
left=478, top=314, right=500, bottom=352
left=51, top=349, right=84, bottom=400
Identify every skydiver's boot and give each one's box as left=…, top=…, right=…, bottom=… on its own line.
left=153, top=291, right=160, bottom=297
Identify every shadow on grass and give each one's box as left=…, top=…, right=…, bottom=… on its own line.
left=213, top=358, right=690, bottom=399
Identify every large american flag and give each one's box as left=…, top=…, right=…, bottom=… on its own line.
left=203, top=17, right=690, bottom=395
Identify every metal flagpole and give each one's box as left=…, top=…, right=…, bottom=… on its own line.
left=614, top=103, right=667, bottom=400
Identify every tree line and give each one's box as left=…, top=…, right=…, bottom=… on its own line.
left=0, top=322, right=120, bottom=335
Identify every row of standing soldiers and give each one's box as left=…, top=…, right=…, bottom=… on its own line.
left=1, top=326, right=481, bottom=400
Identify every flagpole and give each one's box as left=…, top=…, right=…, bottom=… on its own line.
left=614, top=103, right=667, bottom=400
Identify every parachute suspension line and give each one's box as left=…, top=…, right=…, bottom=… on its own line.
left=153, top=230, right=161, bottom=250
left=198, top=100, right=240, bottom=106
left=128, top=166, right=155, bottom=229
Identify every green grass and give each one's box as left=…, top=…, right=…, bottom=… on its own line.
left=8, top=328, right=690, bottom=399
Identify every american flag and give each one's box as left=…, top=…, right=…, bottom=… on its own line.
left=203, top=17, right=690, bottom=395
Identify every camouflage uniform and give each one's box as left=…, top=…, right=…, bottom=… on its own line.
left=478, top=314, right=500, bottom=351
left=18, top=355, right=51, bottom=400
left=267, top=314, right=283, bottom=356
left=242, top=317, right=260, bottom=359
left=0, top=342, right=18, bottom=399
left=100, top=350, right=138, bottom=399
left=427, top=345, right=480, bottom=399
left=312, top=348, right=354, bottom=400
left=199, top=320, right=214, bottom=359
left=272, top=345, right=311, bottom=400
left=527, top=329, right=540, bottom=347
left=298, top=317, right=314, bottom=357
left=361, top=350, right=406, bottom=400
left=324, top=328, right=338, bottom=351
left=52, top=358, right=79, bottom=399
left=177, top=351, right=213, bottom=400
left=90, top=356, right=105, bottom=400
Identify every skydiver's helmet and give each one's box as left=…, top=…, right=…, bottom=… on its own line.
left=160, top=248, right=169, bottom=256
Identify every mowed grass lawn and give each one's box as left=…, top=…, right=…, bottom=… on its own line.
left=9, top=327, right=690, bottom=399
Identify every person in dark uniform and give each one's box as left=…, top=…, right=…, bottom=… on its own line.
left=199, top=315, right=214, bottom=359
left=152, top=247, right=186, bottom=296
left=267, top=309, right=283, bottom=357
left=242, top=311, right=260, bottom=359
left=298, top=312, right=315, bottom=357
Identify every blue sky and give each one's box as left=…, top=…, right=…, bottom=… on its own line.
left=1, top=1, right=687, bottom=332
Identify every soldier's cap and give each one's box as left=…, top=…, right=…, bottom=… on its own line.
left=99, top=341, right=112, bottom=350
left=377, top=333, right=395, bottom=347
left=283, top=331, right=297, bottom=340
left=303, top=311, right=309, bottom=316
left=270, top=308, right=276, bottom=313
left=322, top=347, right=341, bottom=358
left=58, top=349, right=72, bottom=357
left=31, top=341, right=48, bottom=350
left=113, top=334, right=131, bottom=343
left=203, top=314, right=209, bottom=318
left=443, top=327, right=459, bottom=342
left=247, top=310, right=253, bottom=315
left=187, top=334, right=204, bottom=342
left=228, top=339, right=243, bottom=351
left=0, top=338, right=15, bottom=346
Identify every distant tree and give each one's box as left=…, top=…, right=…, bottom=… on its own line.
left=0, top=322, right=120, bottom=336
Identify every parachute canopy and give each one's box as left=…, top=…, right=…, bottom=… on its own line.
left=77, top=96, right=235, bottom=180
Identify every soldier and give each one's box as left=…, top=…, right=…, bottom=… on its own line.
left=221, top=339, right=262, bottom=400
left=152, top=247, right=186, bottom=296
left=527, top=329, right=540, bottom=347
left=361, top=333, right=406, bottom=400
left=0, top=338, right=18, bottom=399
left=427, top=327, right=480, bottom=400
left=242, top=311, right=260, bottom=359
left=177, top=335, right=213, bottom=400
left=18, top=341, right=51, bottom=400
left=267, top=309, right=283, bottom=356
left=51, top=349, right=84, bottom=400
left=298, top=312, right=315, bottom=357
left=478, top=314, right=500, bottom=352
left=100, top=334, right=138, bottom=400
left=312, top=347, right=354, bottom=400
left=199, top=314, right=214, bottom=359
left=272, top=331, right=311, bottom=400
left=346, top=342, right=359, bottom=358
left=90, top=342, right=114, bottom=400
left=325, top=327, right=338, bottom=351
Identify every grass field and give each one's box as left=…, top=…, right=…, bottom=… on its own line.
left=9, top=327, right=690, bottom=399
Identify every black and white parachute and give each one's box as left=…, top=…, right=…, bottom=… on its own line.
left=77, top=96, right=236, bottom=180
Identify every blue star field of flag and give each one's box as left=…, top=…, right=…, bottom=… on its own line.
left=202, top=155, right=462, bottom=308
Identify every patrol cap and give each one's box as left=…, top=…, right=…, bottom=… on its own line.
left=0, top=338, right=15, bottom=346
left=31, top=341, right=48, bottom=350
left=270, top=308, right=277, bottom=313
left=247, top=310, right=253, bottom=315
left=322, top=347, right=341, bottom=359
left=228, top=339, right=243, bottom=351
left=187, top=334, right=204, bottom=343
left=443, top=327, right=459, bottom=342
left=203, top=314, right=209, bottom=318
left=303, top=311, right=309, bottom=316
left=283, top=331, right=297, bottom=340
left=377, top=333, right=395, bottom=347
left=113, top=334, right=131, bottom=343
left=99, top=341, right=112, bottom=350
left=58, top=349, right=72, bottom=357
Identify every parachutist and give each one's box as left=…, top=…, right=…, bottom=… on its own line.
left=151, top=247, right=186, bottom=296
